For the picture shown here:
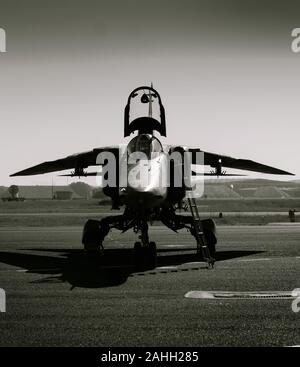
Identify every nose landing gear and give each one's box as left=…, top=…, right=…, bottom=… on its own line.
left=134, top=241, right=157, bottom=271
left=134, top=221, right=157, bottom=271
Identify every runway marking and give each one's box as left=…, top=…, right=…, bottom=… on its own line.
left=131, top=261, right=213, bottom=277
left=185, top=290, right=297, bottom=300
left=285, top=345, right=300, bottom=347
left=131, top=265, right=207, bottom=277
left=161, top=245, right=188, bottom=248
left=16, top=268, right=62, bottom=274
left=238, top=258, right=270, bottom=262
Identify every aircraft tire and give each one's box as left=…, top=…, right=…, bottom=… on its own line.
left=134, top=241, right=143, bottom=270
left=82, top=219, right=102, bottom=252
left=147, top=241, right=157, bottom=270
left=134, top=242, right=157, bottom=271
left=207, top=241, right=216, bottom=259
left=201, top=218, right=217, bottom=258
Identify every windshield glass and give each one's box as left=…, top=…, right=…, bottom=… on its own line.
left=127, top=135, right=163, bottom=159
left=128, top=89, right=161, bottom=123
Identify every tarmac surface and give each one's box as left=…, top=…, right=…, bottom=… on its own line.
left=0, top=224, right=299, bottom=346
left=0, top=211, right=294, bottom=216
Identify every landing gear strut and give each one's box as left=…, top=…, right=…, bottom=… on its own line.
left=134, top=221, right=157, bottom=271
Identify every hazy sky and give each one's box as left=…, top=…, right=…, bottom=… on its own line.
left=0, top=0, right=299, bottom=186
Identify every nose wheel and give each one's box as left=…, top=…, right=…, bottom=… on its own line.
left=134, top=241, right=157, bottom=271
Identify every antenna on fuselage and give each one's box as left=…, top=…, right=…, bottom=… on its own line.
left=148, top=82, right=153, bottom=118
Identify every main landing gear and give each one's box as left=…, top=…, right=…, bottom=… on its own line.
left=160, top=206, right=217, bottom=266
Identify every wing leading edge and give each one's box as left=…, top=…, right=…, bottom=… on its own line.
left=10, top=147, right=119, bottom=177
left=187, top=148, right=294, bottom=176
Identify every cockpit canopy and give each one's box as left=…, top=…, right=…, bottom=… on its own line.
left=127, top=134, right=163, bottom=160
left=124, top=86, right=166, bottom=137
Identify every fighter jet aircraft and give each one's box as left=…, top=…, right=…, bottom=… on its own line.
left=11, top=85, right=293, bottom=269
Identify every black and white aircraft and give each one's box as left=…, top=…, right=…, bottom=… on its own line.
left=11, top=85, right=293, bottom=269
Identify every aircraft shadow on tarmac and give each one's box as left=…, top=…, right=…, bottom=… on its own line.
left=0, top=248, right=264, bottom=288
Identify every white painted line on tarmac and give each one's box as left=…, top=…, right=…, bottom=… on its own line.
left=16, top=268, right=61, bottom=273
left=162, top=245, right=189, bottom=248
left=285, top=345, right=300, bottom=347
left=0, top=229, right=83, bottom=233
left=185, top=290, right=297, bottom=300
left=0, top=269, right=21, bottom=272
left=238, top=258, right=270, bottom=262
